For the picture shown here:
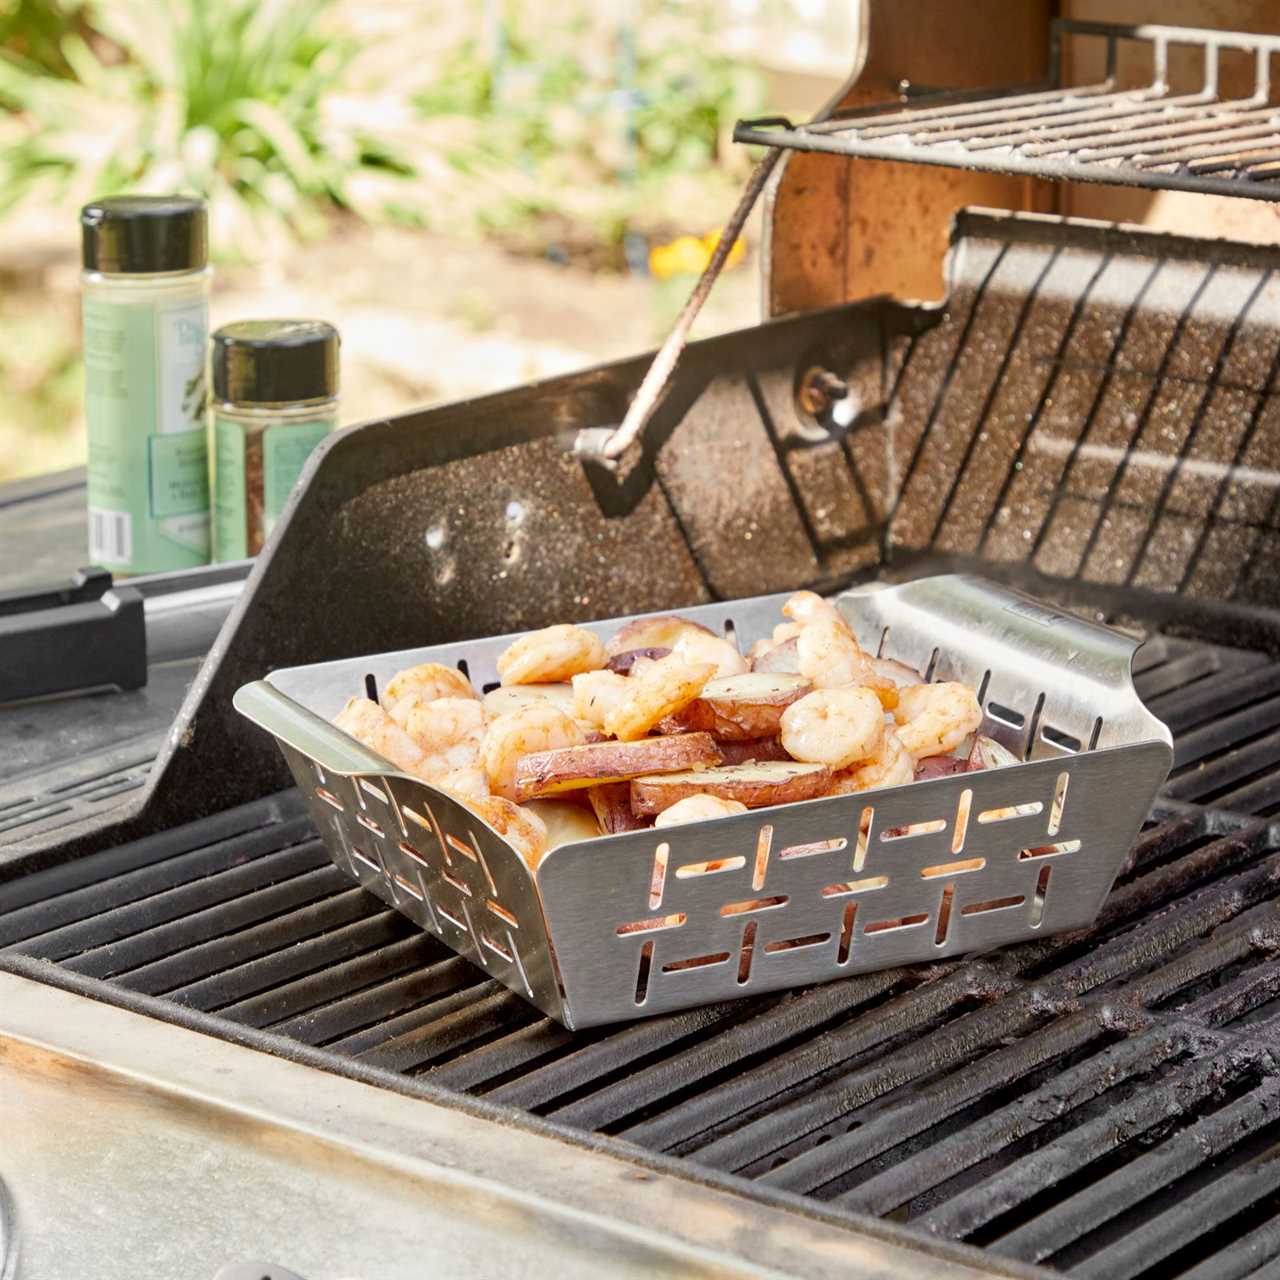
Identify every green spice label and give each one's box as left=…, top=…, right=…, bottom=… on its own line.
left=84, top=292, right=209, bottom=572
left=264, top=419, right=332, bottom=533
left=212, top=414, right=332, bottom=561
left=213, top=415, right=248, bottom=562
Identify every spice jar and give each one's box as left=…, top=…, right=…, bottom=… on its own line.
left=211, top=319, right=340, bottom=561
left=81, top=194, right=211, bottom=573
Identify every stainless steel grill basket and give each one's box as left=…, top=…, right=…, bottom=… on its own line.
left=234, top=575, right=1172, bottom=1029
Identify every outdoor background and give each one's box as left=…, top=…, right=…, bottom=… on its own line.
left=0, top=0, right=858, bottom=483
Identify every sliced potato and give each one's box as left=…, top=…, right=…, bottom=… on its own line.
left=514, top=732, right=722, bottom=800
left=631, top=760, right=832, bottom=815
left=605, top=614, right=717, bottom=658
left=751, top=636, right=800, bottom=674
left=484, top=683, right=575, bottom=718
left=716, top=736, right=792, bottom=766
left=915, top=755, right=974, bottom=781
left=675, top=672, right=811, bottom=740
left=968, top=734, right=1020, bottom=770
left=587, top=782, right=650, bottom=834
left=606, top=646, right=671, bottom=674
left=466, top=796, right=548, bottom=869
left=523, top=799, right=604, bottom=852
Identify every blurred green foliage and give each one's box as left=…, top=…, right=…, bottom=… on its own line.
left=0, top=0, right=414, bottom=255
left=416, top=1, right=763, bottom=251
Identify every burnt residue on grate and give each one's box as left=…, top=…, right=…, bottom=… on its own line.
left=3, top=631, right=1280, bottom=1277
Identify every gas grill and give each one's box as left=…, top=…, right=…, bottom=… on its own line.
left=7, top=9, right=1280, bottom=1279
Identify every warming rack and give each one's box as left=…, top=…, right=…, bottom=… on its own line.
left=734, top=20, right=1280, bottom=202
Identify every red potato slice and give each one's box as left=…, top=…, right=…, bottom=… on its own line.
left=483, top=683, right=575, bottom=718
left=587, top=782, right=651, bottom=834
left=606, top=646, right=672, bottom=674
left=605, top=614, right=718, bottom=658
left=522, top=799, right=604, bottom=851
left=915, top=755, right=976, bottom=781
left=669, top=672, right=812, bottom=741
left=716, top=736, right=792, bottom=765
left=968, top=734, right=1020, bottom=770
left=630, top=761, right=832, bottom=816
left=513, top=732, right=722, bottom=800
left=751, top=636, right=801, bottom=674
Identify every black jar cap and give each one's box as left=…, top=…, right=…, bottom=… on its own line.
left=81, top=194, right=208, bottom=273
left=212, top=319, right=340, bottom=405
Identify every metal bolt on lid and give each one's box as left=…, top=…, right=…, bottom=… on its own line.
left=80, top=194, right=208, bottom=274
left=213, top=319, right=340, bottom=406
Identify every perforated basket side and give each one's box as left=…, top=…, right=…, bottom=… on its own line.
left=235, top=681, right=566, bottom=1022
left=535, top=740, right=1170, bottom=1027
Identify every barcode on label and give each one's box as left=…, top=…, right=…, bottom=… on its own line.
left=89, top=507, right=133, bottom=565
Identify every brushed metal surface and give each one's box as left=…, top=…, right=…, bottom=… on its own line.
left=235, top=575, right=1172, bottom=1028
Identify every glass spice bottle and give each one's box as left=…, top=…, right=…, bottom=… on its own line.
left=81, top=194, right=212, bottom=573
left=211, top=319, right=340, bottom=561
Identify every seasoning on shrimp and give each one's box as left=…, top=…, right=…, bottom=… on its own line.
left=497, top=624, right=606, bottom=686
left=383, top=662, right=479, bottom=711
left=482, top=703, right=586, bottom=800
left=604, top=654, right=716, bottom=742
left=780, top=686, right=885, bottom=770
left=827, top=726, right=914, bottom=794
left=395, top=695, right=487, bottom=776
left=893, top=682, right=982, bottom=760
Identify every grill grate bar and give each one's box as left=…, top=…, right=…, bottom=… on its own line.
left=323, top=976, right=502, bottom=1057
left=426, top=1017, right=578, bottom=1093
left=618, top=967, right=976, bottom=1152
left=551, top=970, right=910, bottom=1132
left=733, top=23, right=1280, bottom=203
left=213, top=927, right=437, bottom=1027
left=0, top=821, right=321, bottom=951
left=1175, top=1214, right=1280, bottom=1280
left=271, top=953, right=482, bottom=1046
left=765, top=1008, right=1138, bottom=1199
left=103, top=882, right=370, bottom=994
left=1071, top=1118, right=1280, bottom=1280
left=992, top=1074, right=1280, bottom=1267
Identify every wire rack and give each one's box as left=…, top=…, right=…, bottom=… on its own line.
left=735, top=21, right=1280, bottom=201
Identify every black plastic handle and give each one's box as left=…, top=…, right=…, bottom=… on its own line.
left=0, top=565, right=146, bottom=702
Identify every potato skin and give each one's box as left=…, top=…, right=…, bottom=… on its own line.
left=514, top=732, right=722, bottom=799
left=605, top=615, right=718, bottom=658
left=605, top=646, right=671, bottom=674
left=669, top=673, right=811, bottom=740
left=715, top=736, right=792, bottom=765
left=750, top=637, right=800, bottom=674
left=630, top=761, right=832, bottom=815
left=587, top=782, right=650, bottom=834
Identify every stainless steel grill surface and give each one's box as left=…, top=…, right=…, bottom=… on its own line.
left=5, top=617, right=1280, bottom=1278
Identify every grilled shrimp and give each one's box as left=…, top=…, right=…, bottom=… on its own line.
left=827, top=727, right=914, bottom=794
left=482, top=703, right=586, bottom=800
left=654, top=794, right=749, bottom=827
left=604, top=654, right=716, bottom=742
left=780, top=687, right=885, bottom=770
left=396, top=695, right=487, bottom=775
left=497, top=624, right=606, bottom=686
left=467, top=796, right=549, bottom=868
left=333, top=697, right=433, bottom=782
left=783, top=591, right=852, bottom=636
left=434, top=766, right=490, bottom=802
left=893, top=682, right=983, bottom=760
left=793, top=618, right=897, bottom=709
left=383, top=662, right=478, bottom=711
left=670, top=629, right=750, bottom=679
left=571, top=669, right=630, bottom=732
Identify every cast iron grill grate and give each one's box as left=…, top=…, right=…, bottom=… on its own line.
left=736, top=22, right=1280, bottom=203
left=4, top=626, right=1280, bottom=1278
